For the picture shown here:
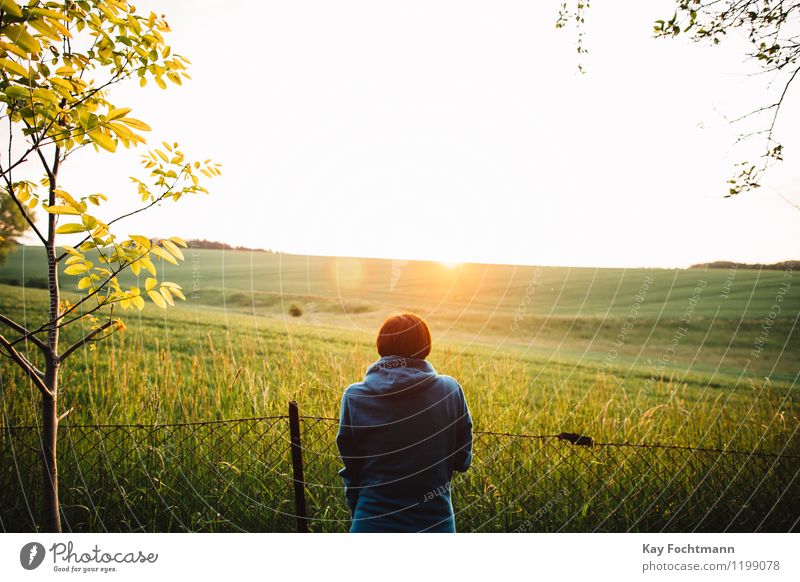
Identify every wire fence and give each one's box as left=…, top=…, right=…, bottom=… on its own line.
left=2, top=403, right=798, bottom=533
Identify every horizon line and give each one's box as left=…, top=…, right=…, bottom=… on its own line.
left=10, top=243, right=798, bottom=272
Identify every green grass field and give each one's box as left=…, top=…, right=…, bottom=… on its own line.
left=1, top=245, right=797, bottom=441
left=1, top=246, right=798, bottom=532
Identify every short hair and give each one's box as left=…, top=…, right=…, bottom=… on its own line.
left=376, top=312, right=432, bottom=359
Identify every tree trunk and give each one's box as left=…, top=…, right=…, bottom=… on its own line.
left=41, top=373, right=61, bottom=533
left=43, top=255, right=61, bottom=532
left=44, top=148, right=62, bottom=533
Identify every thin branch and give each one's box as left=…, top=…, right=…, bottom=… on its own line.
left=59, top=319, right=117, bottom=361
left=0, top=314, right=47, bottom=352
left=0, top=149, right=35, bottom=181
left=4, top=348, right=44, bottom=379
left=766, top=64, right=800, bottom=143
left=24, top=119, right=56, bottom=184
left=0, top=339, right=44, bottom=378
left=728, top=102, right=777, bottom=124
left=0, top=333, right=52, bottom=397
left=56, top=302, right=109, bottom=331
left=0, top=120, right=47, bottom=245
left=0, top=187, right=47, bottom=245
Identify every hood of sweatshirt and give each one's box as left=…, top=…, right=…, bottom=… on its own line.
left=361, top=355, right=439, bottom=395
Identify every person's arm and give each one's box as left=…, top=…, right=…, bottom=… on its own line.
left=336, top=394, right=361, bottom=514
left=453, top=384, right=473, bottom=473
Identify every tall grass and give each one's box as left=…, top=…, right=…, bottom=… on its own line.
left=1, top=282, right=798, bottom=532
left=1, top=285, right=796, bottom=451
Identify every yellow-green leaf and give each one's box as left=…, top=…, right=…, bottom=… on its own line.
left=32, top=87, right=58, bottom=103
left=44, top=204, right=80, bottom=215
left=108, top=121, right=140, bottom=142
left=55, top=223, right=86, bottom=234
left=64, top=263, right=89, bottom=275
left=26, top=7, right=70, bottom=21
left=141, top=257, right=156, bottom=276
left=160, top=286, right=175, bottom=306
left=169, top=236, right=188, bottom=248
left=161, top=239, right=184, bottom=261
left=0, top=57, right=28, bottom=78
left=4, top=24, right=41, bottom=54
left=0, top=0, right=23, bottom=19
left=130, top=235, right=151, bottom=249
left=107, top=107, right=131, bottom=120
left=120, top=117, right=151, bottom=131
left=147, top=289, right=166, bottom=308
left=145, top=277, right=157, bottom=291
left=89, top=128, right=117, bottom=152
left=55, top=190, right=84, bottom=210
left=28, top=18, right=60, bottom=42
left=4, top=85, right=27, bottom=99
left=151, top=246, right=177, bottom=265
left=49, top=77, right=73, bottom=92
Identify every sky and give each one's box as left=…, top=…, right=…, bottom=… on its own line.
left=14, top=0, right=800, bottom=268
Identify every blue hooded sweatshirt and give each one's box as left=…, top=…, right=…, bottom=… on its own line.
left=336, top=355, right=473, bottom=533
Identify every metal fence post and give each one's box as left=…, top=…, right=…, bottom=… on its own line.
left=288, top=401, right=309, bottom=532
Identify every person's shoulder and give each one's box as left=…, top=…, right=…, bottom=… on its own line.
left=342, top=381, right=367, bottom=399
left=435, top=373, right=464, bottom=394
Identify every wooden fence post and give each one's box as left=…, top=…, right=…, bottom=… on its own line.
left=288, top=400, right=309, bottom=532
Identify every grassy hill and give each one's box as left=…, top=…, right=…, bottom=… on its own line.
left=2, top=246, right=797, bottom=380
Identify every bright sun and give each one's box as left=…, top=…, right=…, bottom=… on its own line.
left=439, top=260, right=461, bottom=269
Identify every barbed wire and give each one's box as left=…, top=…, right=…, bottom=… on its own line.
left=6, top=414, right=790, bottom=457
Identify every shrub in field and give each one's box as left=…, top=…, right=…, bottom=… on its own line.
left=0, top=0, right=219, bottom=532
left=25, top=277, right=49, bottom=289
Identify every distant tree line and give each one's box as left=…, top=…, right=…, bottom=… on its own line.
left=184, top=239, right=276, bottom=253
left=690, top=260, right=796, bottom=270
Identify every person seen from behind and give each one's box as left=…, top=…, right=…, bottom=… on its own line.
left=336, top=312, right=473, bottom=533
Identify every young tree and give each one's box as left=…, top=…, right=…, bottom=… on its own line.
left=0, top=0, right=220, bottom=532
left=557, top=1, right=799, bottom=196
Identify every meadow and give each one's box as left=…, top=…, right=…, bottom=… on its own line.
left=0, top=247, right=798, bottom=532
